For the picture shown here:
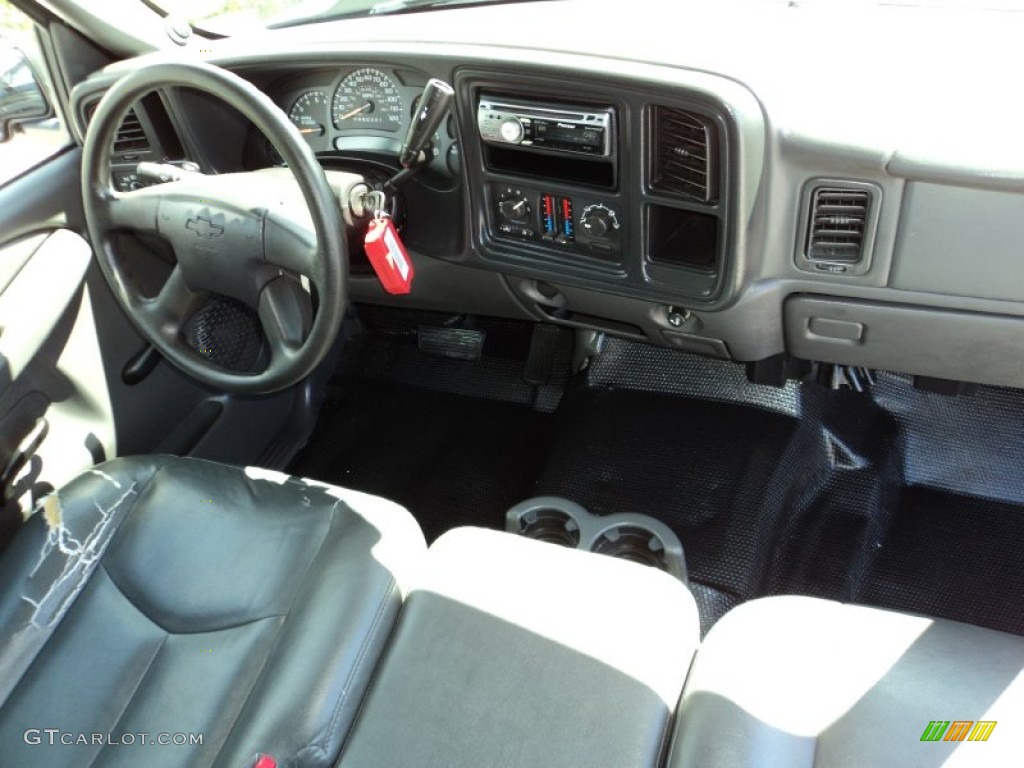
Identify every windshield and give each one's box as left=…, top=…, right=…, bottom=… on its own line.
left=154, top=0, right=543, bottom=33
left=151, top=0, right=1024, bottom=36
left=155, top=1, right=342, bottom=31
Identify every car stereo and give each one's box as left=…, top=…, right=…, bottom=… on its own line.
left=477, top=95, right=615, bottom=157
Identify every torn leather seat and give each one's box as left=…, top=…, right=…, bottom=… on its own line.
left=0, top=456, right=425, bottom=768
left=667, top=596, right=1024, bottom=768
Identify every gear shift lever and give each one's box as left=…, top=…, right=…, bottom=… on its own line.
left=400, top=78, right=455, bottom=168
left=379, top=79, right=455, bottom=196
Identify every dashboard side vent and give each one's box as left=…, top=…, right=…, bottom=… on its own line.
left=650, top=106, right=718, bottom=203
left=805, top=187, right=871, bottom=263
left=83, top=101, right=153, bottom=157
left=113, top=109, right=150, bottom=155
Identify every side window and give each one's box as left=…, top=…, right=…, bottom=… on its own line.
left=0, top=0, right=70, bottom=184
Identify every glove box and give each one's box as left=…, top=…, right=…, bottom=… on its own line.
left=785, top=295, right=1024, bottom=388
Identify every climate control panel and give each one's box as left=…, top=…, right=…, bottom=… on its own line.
left=489, top=183, right=622, bottom=261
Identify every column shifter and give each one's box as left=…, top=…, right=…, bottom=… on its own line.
left=382, top=78, right=454, bottom=194
left=400, top=78, right=455, bottom=168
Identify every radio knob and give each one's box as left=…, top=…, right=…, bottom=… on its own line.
left=499, top=118, right=525, bottom=143
left=580, top=205, right=619, bottom=238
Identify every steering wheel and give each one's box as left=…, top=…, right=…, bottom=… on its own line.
left=82, top=61, right=347, bottom=395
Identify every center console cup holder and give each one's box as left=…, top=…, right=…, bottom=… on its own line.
left=506, top=496, right=688, bottom=583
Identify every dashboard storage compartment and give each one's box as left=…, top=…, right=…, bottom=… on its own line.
left=646, top=204, right=719, bottom=272
left=786, top=296, right=1024, bottom=388
left=483, top=144, right=616, bottom=189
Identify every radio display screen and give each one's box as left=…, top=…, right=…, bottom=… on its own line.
left=534, top=120, right=603, bottom=149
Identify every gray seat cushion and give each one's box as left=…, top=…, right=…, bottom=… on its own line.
left=668, top=595, right=1024, bottom=768
left=339, top=527, right=701, bottom=768
left=0, top=456, right=425, bottom=768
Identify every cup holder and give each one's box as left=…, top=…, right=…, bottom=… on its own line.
left=507, top=497, right=588, bottom=549
left=506, top=497, right=688, bottom=583
left=517, top=508, right=581, bottom=548
left=592, top=525, right=670, bottom=571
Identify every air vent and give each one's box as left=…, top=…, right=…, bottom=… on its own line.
left=650, top=106, right=717, bottom=203
left=83, top=101, right=152, bottom=157
left=805, top=187, right=871, bottom=263
left=113, top=110, right=150, bottom=155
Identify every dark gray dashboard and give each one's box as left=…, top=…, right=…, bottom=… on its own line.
left=68, top=0, right=1024, bottom=389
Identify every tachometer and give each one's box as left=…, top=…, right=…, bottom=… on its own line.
left=288, top=91, right=328, bottom=138
left=332, top=68, right=403, bottom=133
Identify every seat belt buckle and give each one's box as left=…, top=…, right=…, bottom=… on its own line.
left=253, top=755, right=277, bottom=768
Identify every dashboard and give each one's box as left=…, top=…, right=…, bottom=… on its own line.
left=67, top=0, right=1024, bottom=391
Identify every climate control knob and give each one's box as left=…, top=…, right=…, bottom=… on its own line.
left=580, top=204, right=619, bottom=238
left=499, top=118, right=525, bottom=143
left=498, top=196, right=531, bottom=221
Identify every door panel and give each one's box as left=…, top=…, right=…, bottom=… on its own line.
left=0, top=228, right=112, bottom=545
left=0, top=229, right=92, bottom=386
left=0, top=147, right=83, bottom=241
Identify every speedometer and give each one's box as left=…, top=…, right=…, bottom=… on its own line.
left=332, top=68, right=403, bottom=133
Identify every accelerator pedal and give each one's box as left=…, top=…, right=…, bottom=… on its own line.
left=524, top=323, right=565, bottom=385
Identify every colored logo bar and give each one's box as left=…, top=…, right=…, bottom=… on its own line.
left=921, top=721, right=997, bottom=742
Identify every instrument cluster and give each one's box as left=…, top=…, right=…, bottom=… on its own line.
left=277, top=66, right=460, bottom=179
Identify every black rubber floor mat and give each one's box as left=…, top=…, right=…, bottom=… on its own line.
left=345, top=306, right=572, bottom=412
left=764, top=384, right=903, bottom=602
left=291, top=315, right=1024, bottom=638
left=535, top=388, right=799, bottom=599
left=290, top=381, right=551, bottom=543
left=764, top=378, right=1024, bottom=637
left=858, top=486, right=1024, bottom=636
left=586, top=336, right=800, bottom=415
left=874, top=374, right=1024, bottom=505
left=689, top=582, right=744, bottom=638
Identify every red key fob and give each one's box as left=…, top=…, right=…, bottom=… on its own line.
left=364, top=217, right=414, bottom=295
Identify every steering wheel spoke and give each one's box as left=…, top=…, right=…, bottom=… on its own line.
left=258, top=275, right=312, bottom=371
left=138, top=266, right=208, bottom=341
left=106, top=187, right=162, bottom=234
left=264, top=208, right=320, bottom=279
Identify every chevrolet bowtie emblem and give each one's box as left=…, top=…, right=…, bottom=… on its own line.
left=186, top=216, right=225, bottom=239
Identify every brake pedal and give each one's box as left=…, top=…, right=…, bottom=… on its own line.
left=417, top=325, right=486, bottom=361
